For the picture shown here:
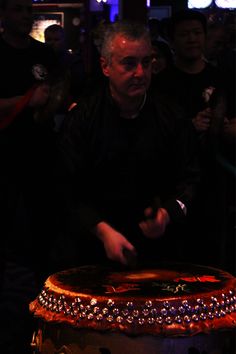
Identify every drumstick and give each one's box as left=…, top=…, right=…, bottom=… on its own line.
left=148, top=196, right=161, bottom=219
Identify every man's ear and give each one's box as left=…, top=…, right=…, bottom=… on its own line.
left=100, top=57, right=110, bottom=77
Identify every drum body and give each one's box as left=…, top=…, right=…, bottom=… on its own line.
left=30, top=263, right=236, bottom=354
left=32, top=322, right=235, bottom=354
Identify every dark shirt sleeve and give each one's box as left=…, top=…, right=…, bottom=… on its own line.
left=153, top=95, right=201, bottom=223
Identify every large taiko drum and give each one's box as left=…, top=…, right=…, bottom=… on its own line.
left=29, top=263, right=236, bottom=354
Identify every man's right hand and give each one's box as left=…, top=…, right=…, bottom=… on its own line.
left=93, top=221, right=136, bottom=265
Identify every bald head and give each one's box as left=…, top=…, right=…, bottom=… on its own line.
left=44, top=24, right=66, bottom=53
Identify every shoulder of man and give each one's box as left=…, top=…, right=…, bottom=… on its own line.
left=61, top=81, right=108, bottom=130
left=149, top=87, right=185, bottom=120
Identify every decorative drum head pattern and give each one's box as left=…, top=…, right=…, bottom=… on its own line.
left=51, top=263, right=230, bottom=297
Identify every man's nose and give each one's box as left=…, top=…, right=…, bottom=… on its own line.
left=187, top=31, right=198, bottom=41
left=134, top=62, right=145, bottom=76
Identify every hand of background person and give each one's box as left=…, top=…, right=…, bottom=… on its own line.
left=139, top=207, right=170, bottom=239
left=28, top=83, right=50, bottom=108
left=93, top=221, right=136, bottom=265
left=192, top=108, right=212, bottom=132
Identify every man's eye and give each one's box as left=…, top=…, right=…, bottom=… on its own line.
left=123, top=60, right=136, bottom=69
left=142, top=58, right=152, bottom=68
left=194, top=31, right=204, bottom=36
left=179, top=32, right=189, bottom=37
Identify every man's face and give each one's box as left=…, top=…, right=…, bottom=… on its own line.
left=44, top=30, right=65, bottom=53
left=172, top=20, right=206, bottom=61
left=101, top=34, right=152, bottom=101
left=2, top=0, right=33, bottom=37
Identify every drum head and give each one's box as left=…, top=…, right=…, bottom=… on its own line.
left=30, top=262, right=236, bottom=337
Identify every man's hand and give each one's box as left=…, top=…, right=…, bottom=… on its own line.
left=139, top=207, right=170, bottom=239
left=192, top=108, right=212, bottom=132
left=93, top=221, right=136, bottom=265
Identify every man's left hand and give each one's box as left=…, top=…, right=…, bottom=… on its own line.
left=139, top=207, right=170, bottom=239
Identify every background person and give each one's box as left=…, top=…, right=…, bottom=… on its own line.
left=151, top=39, right=174, bottom=76
left=43, top=24, right=86, bottom=132
left=0, top=0, right=60, bottom=353
left=152, top=9, right=234, bottom=273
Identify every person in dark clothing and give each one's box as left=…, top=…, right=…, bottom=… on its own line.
left=0, top=0, right=60, bottom=353
left=152, top=10, right=223, bottom=131
left=151, top=39, right=174, bottom=75
left=58, top=21, right=200, bottom=269
left=152, top=10, right=235, bottom=273
left=43, top=24, right=86, bottom=132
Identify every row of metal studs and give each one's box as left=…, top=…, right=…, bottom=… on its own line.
left=38, top=288, right=236, bottom=326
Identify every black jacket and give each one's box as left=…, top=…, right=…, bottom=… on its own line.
left=59, top=84, right=200, bottom=237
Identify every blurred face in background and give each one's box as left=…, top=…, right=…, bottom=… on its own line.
left=151, top=42, right=173, bottom=74
left=101, top=34, right=152, bottom=102
left=172, top=20, right=206, bottom=61
left=1, top=0, right=33, bottom=37
left=44, top=26, right=66, bottom=54
left=205, top=25, right=226, bottom=62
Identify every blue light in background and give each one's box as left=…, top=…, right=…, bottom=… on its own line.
left=110, top=4, right=118, bottom=22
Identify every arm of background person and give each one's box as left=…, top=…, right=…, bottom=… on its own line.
left=0, top=97, right=23, bottom=120
left=0, top=84, right=50, bottom=129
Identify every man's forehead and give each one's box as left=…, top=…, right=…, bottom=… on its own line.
left=112, top=34, right=151, bottom=51
left=113, top=33, right=149, bottom=43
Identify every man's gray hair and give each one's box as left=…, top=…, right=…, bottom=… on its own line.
left=101, top=21, right=151, bottom=61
